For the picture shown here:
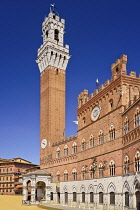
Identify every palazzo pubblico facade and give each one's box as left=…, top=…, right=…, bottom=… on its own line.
left=23, top=8, right=140, bottom=210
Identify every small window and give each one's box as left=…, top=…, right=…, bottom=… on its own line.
left=83, top=117, right=86, bottom=125
left=46, top=31, right=48, bottom=37
left=54, top=29, right=59, bottom=42
left=109, top=99, right=114, bottom=111
left=56, top=69, right=58, bottom=75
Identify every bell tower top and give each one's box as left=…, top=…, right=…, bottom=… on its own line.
left=42, top=11, right=64, bottom=46
left=36, top=5, right=70, bottom=73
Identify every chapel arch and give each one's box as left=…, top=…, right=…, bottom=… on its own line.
left=36, top=181, right=46, bottom=202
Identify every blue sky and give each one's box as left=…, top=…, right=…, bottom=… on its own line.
left=0, top=0, right=140, bottom=164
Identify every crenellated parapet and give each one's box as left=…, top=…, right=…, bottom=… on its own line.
left=78, top=90, right=89, bottom=107
left=111, top=54, right=127, bottom=80
left=77, top=55, right=140, bottom=109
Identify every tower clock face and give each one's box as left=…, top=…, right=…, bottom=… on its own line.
left=41, top=139, right=47, bottom=149
left=91, top=105, right=101, bottom=121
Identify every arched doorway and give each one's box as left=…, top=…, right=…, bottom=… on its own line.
left=65, top=192, right=68, bottom=204
left=36, top=181, right=46, bottom=202
left=57, top=192, right=60, bottom=203
left=136, top=191, right=140, bottom=210
left=27, top=180, right=31, bottom=201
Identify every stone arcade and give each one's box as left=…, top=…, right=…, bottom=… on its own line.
left=22, top=171, right=51, bottom=205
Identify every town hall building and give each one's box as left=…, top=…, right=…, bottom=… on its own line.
left=22, top=7, right=140, bottom=210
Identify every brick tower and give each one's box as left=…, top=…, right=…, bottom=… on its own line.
left=36, top=9, right=70, bottom=167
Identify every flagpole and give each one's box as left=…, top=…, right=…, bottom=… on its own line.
left=96, top=78, right=99, bottom=90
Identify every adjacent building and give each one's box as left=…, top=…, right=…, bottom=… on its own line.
left=0, top=157, right=37, bottom=194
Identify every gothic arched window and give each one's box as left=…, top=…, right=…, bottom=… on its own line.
left=64, top=145, right=68, bottom=156
left=135, top=151, right=140, bottom=172
left=72, top=142, right=77, bottom=154
left=81, top=139, right=86, bottom=151
left=89, top=165, right=94, bottom=179
left=109, top=125, right=115, bottom=141
left=135, top=107, right=140, bottom=127
left=72, top=168, right=77, bottom=181
left=109, top=160, right=115, bottom=176
left=89, top=134, right=94, bottom=148
left=124, top=155, right=129, bottom=174
left=57, top=171, right=60, bottom=182
left=124, top=116, right=129, bottom=134
left=81, top=166, right=86, bottom=180
left=64, top=170, right=68, bottom=181
left=99, top=130, right=104, bottom=144
left=56, top=147, right=60, bottom=158
left=99, top=163, right=103, bottom=178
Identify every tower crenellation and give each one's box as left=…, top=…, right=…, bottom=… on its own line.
left=111, top=54, right=127, bottom=80
left=36, top=11, right=70, bottom=73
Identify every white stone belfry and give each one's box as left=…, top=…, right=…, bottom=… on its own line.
left=36, top=11, right=70, bottom=73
